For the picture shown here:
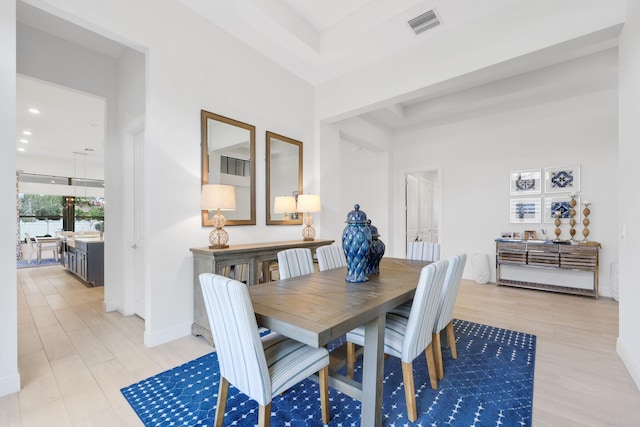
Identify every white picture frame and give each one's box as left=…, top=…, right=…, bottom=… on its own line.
left=510, top=198, right=541, bottom=224
left=510, top=169, right=541, bottom=195
left=544, top=195, right=580, bottom=224
left=545, top=165, right=580, bottom=194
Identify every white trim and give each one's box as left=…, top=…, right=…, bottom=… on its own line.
left=0, top=372, right=20, bottom=397
left=144, top=322, right=192, bottom=348
left=396, top=165, right=442, bottom=259
left=122, top=115, right=145, bottom=319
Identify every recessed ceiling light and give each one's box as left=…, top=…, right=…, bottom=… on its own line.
left=19, top=139, right=29, bottom=144
left=17, top=147, right=26, bottom=152
left=28, top=108, right=40, bottom=114
left=22, top=130, right=32, bottom=136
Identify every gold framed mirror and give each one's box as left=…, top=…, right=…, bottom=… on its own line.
left=266, top=131, right=303, bottom=225
left=201, top=110, right=256, bottom=226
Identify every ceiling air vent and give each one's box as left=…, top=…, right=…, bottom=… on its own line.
left=408, top=10, right=440, bottom=35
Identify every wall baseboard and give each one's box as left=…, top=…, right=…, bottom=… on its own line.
left=617, top=336, right=640, bottom=391
left=0, top=372, right=21, bottom=397
left=144, top=322, right=192, bottom=348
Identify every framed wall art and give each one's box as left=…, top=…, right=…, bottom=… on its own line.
left=510, top=169, right=541, bottom=195
left=510, top=198, right=541, bottom=224
left=545, top=165, right=580, bottom=193
left=544, top=195, right=579, bottom=223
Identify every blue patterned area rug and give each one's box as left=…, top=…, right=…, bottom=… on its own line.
left=121, top=319, right=536, bottom=426
left=17, top=257, right=60, bottom=269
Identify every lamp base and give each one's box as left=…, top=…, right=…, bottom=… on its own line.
left=209, top=244, right=229, bottom=249
left=302, top=237, right=314, bottom=242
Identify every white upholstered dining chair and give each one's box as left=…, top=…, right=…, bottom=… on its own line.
left=277, top=248, right=314, bottom=279
left=432, top=253, right=467, bottom=379
left=199, top=273, right=330, bottom=427
left=345, top=259, right=449, bottom=422
left=406, top=241, right=441, bottom=261
left=316, top=244, right=346, bottom=271
left=389, top=254, right=468, bottom=380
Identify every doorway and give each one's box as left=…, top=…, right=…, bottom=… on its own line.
left=405, top=170, right=440, bottom=252
left=17, top=4, right=147, bottom=323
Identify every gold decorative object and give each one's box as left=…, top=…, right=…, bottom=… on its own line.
left=582, top=201, right=591, bottom=242
left=296, top=194, right=321, bottom=241
left=554, top=211, right=562, bottom=241
left=200, top=184, right=237, bottom=249
left=568, top=195, right=577, bottom=241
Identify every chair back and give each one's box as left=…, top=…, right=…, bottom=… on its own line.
left=316, top=244, right=346, bottom=272
left=199, top=273, right=272, bottom=405
left=406, top=241, right=441, bottom=261
left=24, top=233, right=35, bottom=251
left=433, top=253, right=467, bottom=334
left=402, top=259, right=448, bottom=363
left=277, top=248, right=314, bottom=279
left=24, top=233, right=36, bottom=262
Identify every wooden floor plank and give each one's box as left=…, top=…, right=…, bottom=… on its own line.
left=1, top=265, right=638, bottom=426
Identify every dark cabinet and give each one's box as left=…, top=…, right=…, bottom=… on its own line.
left=67, top=238, right=104, bottom=286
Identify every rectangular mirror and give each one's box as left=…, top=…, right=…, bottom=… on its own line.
left=201, top=110, right=256, bottom=226
left=266, top=131, right=303, bottom=225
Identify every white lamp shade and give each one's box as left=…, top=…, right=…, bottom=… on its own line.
left=274, top=196, right=297, bottom=213
left=200, top=184, right=236, bottom=211
left=296, top=194, right=321, bottom=213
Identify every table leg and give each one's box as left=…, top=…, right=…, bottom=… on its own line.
left=361, top=314, right=385, bottom=427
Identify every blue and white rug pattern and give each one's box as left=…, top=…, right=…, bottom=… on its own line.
left=121, top=319, right=536, bottom=426
left=17, top=257, right=61, bottom=269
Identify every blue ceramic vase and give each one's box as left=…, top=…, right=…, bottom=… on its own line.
left=342, top=204, right=372, bottom=283
left=365, top=220, right=385, bottom=275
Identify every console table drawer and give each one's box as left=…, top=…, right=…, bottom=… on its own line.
left=559, top=247, right=598, bottom=270
left=497, top=250, right=526, bottom=264
left=528, top=251, right=559, bottom=267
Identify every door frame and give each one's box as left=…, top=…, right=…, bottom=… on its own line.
left=122, top=114, right=145, bottom=318
left=396, top=166, right=442, bottom=258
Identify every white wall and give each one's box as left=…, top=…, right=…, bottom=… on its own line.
left=389, top=86, right=618, bottom=295
left=0, top=0, right=20, bottom=397
left=617, top=0, right=640, bottom=389
left=25, top=0, right=315, bottom=346
left=338, top=141, right=389, bottom=245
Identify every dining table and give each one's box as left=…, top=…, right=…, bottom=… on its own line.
left=248, top=256, right=430, bottom=427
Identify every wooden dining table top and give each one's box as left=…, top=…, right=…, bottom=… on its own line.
left=248, top=257, right=430, bottom=348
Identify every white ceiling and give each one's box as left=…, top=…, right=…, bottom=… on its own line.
left=177, top=0, right=523, bottom=85
left=15, top=0, right=620, bottom=164
left=16, top=75, right=105, bottom=167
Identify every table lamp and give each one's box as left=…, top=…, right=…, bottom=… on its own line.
left=201, top=184, right=236, bottom=248
left=296, top=194, right=321, bottom=241
left=274, top=196, right=297, bottom=220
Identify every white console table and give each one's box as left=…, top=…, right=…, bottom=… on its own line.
left=190, top=239, right=334, bottom=344
left=495, top=239, right=600, bottom=298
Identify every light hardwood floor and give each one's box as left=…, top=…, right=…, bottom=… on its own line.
left=1, top=264, right=639, bottom=426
